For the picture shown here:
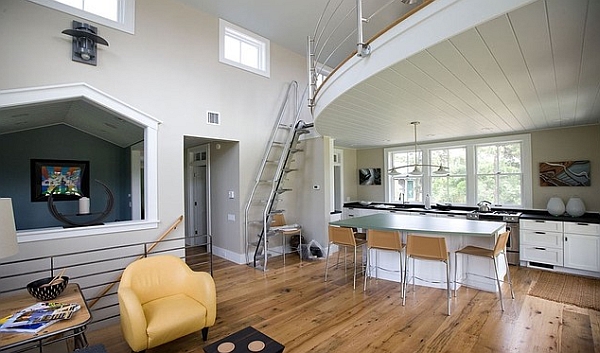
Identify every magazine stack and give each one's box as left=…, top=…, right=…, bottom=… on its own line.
left=0, top=302, right=80, bottom=333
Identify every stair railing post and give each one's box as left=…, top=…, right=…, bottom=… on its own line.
left=307, top=36, right=316, bottom=108
left=356, top=0, right=371, bottom=57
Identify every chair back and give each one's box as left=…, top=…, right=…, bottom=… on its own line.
left=493, top=231, right=511, bottom=256
left=120, top=255, right=193, bottom=304
left=406, top=234, right=448, bottom=261
left=271, top=213, right=286, bottom=227
left=367, top=229, right=402, bottom=251
left=329, top=226, right=357, bottom=246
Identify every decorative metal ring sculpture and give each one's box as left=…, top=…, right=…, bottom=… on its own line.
left=47, top=179, right=114, bottom=227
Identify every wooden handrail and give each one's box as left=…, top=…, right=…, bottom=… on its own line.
left=88, top=215, right=184, bottom=308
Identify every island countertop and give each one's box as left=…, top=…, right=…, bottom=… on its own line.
left=330, top=213, right=506, bottom=237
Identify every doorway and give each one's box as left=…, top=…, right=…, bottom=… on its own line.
left=333, top=149, right=343, bottom=212
left=185, top=144, right=211, bottom=247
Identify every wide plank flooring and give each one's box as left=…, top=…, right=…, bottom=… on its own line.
left=88, top=254, right=600, bottom=353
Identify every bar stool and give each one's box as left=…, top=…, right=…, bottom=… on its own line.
left=454, top=231, right=515, bottom=311
left=270, top=213, right=302, bottom=266
left=402, top=234, right=451, bottom=315
left=363, top=229, right=405, bottom=293
left=325, top=225, right=367, bottom=290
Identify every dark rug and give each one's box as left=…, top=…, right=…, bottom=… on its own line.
left=528, top=271, right=600, bottom=311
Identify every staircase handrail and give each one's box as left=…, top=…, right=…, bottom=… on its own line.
left=244, top=81, right=299, bottom=263
left=88, top=215, right=184, bottom=308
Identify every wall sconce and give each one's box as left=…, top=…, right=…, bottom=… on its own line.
left=62, top=21, right=109, bottom=66
left=0, top=198, right=18, bottom=260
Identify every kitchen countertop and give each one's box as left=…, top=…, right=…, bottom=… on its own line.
left=344, top=202, right=600, bottom=224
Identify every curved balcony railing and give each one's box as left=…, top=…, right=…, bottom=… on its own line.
left=308, top=0, right=434, bottom=107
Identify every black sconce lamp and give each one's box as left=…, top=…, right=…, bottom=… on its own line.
left=62, top=21, right=109, bottom=66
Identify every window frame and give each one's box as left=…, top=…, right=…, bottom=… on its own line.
left=219, top=19, right=270, bottom=78
left=384, top=134, right=532, bottom=207
left=27, top=0, right=135, bottom=34
left=0, top=83, right=160, bottom=243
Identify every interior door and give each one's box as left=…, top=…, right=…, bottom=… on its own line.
left=192, top=164, right=207, bottom=246
left=186, top=145, right=210, bottom=247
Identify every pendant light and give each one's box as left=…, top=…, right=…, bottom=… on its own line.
left=388, top=121, right=449, bottom=176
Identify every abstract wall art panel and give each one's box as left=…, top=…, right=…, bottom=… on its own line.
left=359, top=168, right=381, bottom=185
left=539, top=160, right=590, bottom=187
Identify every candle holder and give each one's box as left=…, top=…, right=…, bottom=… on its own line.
left=47, top=180, right=114, bottom=227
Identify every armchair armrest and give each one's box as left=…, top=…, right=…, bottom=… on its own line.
left=118, top=287, right=149, bottom=352
left=184, top=271, right=217, bottom=326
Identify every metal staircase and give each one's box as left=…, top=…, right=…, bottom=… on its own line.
left=244, top=81, right=312, bottom=270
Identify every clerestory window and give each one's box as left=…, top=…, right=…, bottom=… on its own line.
left=27, top=0, right=135, bottom=33
left=219, top=19, right=270, bottom=78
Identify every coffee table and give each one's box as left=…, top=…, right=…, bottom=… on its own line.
left=0, top=283, right=92, bottom=352
left=203, top=326, right=284, bottom=353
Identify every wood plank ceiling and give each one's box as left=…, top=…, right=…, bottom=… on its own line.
left=314, top=0, right=600, bottom=148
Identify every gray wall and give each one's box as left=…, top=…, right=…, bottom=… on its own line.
left=0, top=125, right=131, bottom=229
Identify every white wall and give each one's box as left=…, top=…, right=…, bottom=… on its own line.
left=0, top=0, right=320, bottom=265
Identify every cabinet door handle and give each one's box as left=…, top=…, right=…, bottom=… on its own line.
left=534, top=247, right=546, bottom=250
left=535, top=231, right=546, bottom=234
left=535, top=220, right=545, bottom=223
left=577, top=223, right=589, bottom=226
left=565, top=237, right=568, bottom=241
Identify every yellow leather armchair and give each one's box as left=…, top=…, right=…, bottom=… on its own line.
left=118, top=255, right=216, bottom=352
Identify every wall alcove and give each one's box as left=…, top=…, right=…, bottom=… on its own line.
left=0, top=83, right=161, bottom=242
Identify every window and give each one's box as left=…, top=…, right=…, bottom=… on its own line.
left=388, top=149, right=422, bottom=203
left=219, top=19, right=270, bottom=77
left=1, top=83, right=159, bottom=242
left=384, top=134, right=531, bottom=207
left=430, top=147, right=467, bottom=204
left=476, top=142, right=523, bottom=206
left=27, top=0, right=135, bottom=33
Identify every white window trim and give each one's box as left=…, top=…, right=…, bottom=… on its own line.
left=27, top=0, right=135, bottom=34
left=219, top=19, right=270, bottom=78
left=384, top=134, right=532, bottom=207
left=0, top=83, right=162, bottom=242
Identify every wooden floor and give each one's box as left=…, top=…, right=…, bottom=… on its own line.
left=88, top=254, right=600, bottom=353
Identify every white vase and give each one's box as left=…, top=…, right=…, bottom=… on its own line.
left=546, top=197, right=565, bottom=216
left=566, top=197, right=586, bottom=217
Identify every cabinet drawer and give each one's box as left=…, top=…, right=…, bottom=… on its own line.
left=564, top=222, right=600, bottom=236
left=521, top=245, right=563, bottom=266
left=521, top=229, right=563, bottom=248
left=520, top=219, right=563, bottom=232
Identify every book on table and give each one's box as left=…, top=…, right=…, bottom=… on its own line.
left=0, top=302, right=81, bottom=333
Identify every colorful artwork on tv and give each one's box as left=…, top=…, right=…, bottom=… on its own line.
left=31, top=159, right=90, bottom=201
left=539, top=160, right=590, bottom=187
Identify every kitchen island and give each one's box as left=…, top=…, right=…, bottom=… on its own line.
left=329, top=213, right=507, bottom=292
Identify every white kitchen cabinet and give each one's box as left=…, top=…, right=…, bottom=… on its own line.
left=520, top=219, right=564, bottom=266
left=564, top=222, right=600, bottom=272
left=342, top=207, right=365, bottom=219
